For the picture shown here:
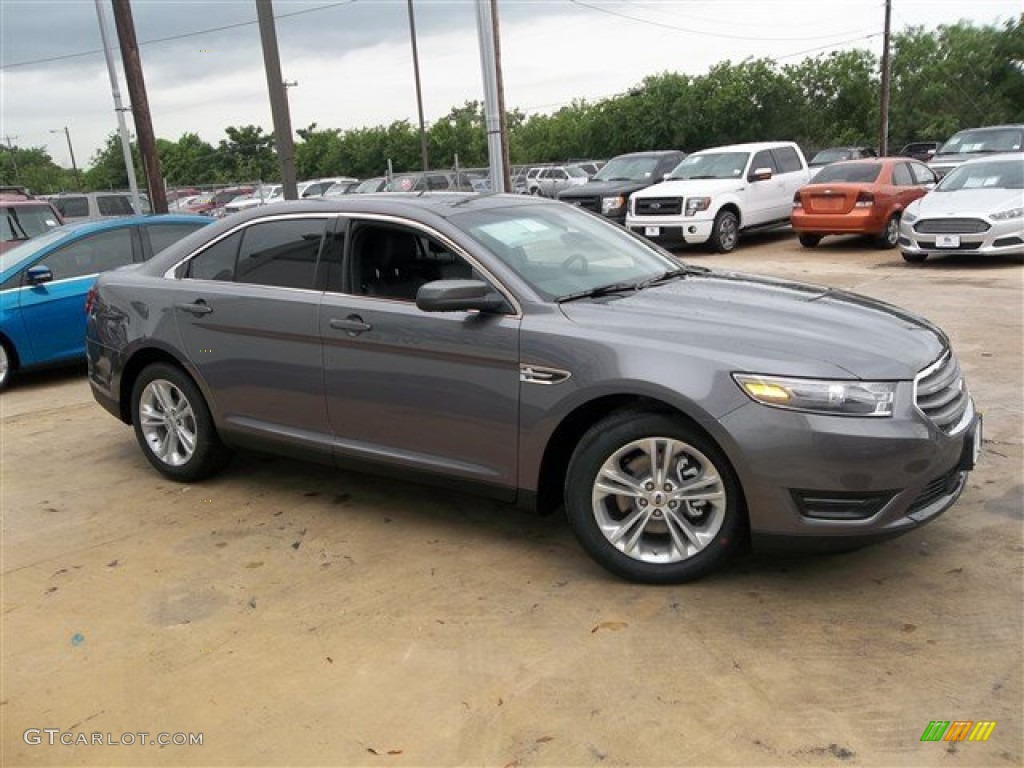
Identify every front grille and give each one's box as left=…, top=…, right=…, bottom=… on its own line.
left=908, top=468, right=961, bottom=513
left=915, top=352, right=970, bottom=433
left=914, top=218, right=990, bottom=234
left=635, top=197, right=682, bottom=216
left=565, top=196, right=600, bottom=212
left=915, top=239, right=985, bottom=251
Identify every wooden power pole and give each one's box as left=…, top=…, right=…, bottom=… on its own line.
left=111, top=0, right=167, bottom=213
left=407, top=0, right=430, bottom=172
left=877, top=0, right=892, bottom=156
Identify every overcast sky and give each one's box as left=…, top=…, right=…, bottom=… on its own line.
left=0, top=0, right=1020, bottom=170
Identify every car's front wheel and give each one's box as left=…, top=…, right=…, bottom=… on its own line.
left=131, top=363, right=232, bottom=482
left=709, top=210, right=739, bottom=253
left=565, top=411, right=745, bottom=583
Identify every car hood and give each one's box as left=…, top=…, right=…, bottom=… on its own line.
left=558, top=271, right=947, bottom=379
left=558, top=179, right=654, bottom=198
left=911, top=188, right=1022, bottom=217
left=632, top=178, right=745, bottom=198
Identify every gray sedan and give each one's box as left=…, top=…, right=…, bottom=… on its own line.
left=86, top=194, right=981, bottom=582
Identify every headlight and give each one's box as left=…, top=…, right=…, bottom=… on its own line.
left=685, top=197, right=711, bottom=216
left=901, top=209, right=917, bottom=224
left=992, top=206, right=1023, bottom=221
left=733, top=373, right=896, bottom=417
left=601, top=195, right=625, bottom=214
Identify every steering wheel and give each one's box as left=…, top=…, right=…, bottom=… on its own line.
left=562, top=253, right=589, bottom=273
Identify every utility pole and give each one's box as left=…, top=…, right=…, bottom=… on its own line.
left=2, top=135, right=20, bottom=183
left=877, top=0, right=892, bottom=156
left=111, top=0, right=168, bottom=213
left=95, top=0, right=141, bottom=213
left=490, top=0, right=511, bottom=191
left=474, top=0, right=507, bottom=193
left=50, top=127, right=81, bottom=189
left=256, top=0, right=298, bottom=200
left=407, top=0, right=429, bottom=172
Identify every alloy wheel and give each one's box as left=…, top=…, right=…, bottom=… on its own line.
left=139, top=379, right=198, bottom=467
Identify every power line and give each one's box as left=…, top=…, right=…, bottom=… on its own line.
left=0, top=0, right=359, bottom=71
left=566, top=0, right=878, bottom=43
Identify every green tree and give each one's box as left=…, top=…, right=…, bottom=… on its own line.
left=216, top=125, right=277, bottom=182
left=0, top=145, right=77, bottom=193
left=158, top=132, right=219, bottom=186
left=82, top=132, right=141, bottom=191
left=295, top=123, right=344, bottom=179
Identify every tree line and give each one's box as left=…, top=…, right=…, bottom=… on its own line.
left=2, top=19, right=1021, bottom=193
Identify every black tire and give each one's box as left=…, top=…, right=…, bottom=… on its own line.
left=798, top=233, right=822, bottom=248
left=901, top=251, right=927, bottom=263
left=708, top=210, right=740, bottom=253
left=875, top=213, right=900, bottom=249
left=0, top=339, right=13, bottom=391
left=564, top=410, right=745, bottom=583
left=130, top=362, right=232, bottom=482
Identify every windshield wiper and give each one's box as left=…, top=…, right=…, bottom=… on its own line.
left=4, top=209, right=29, bottom=240
left=635, top=266, right=706, bottom=290
left=557, top=281, right=642, bottom=303
left=682, top=175, right=721, bottom=180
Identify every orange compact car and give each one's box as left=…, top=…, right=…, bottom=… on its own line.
left=791, top=158, right=938, bottom=248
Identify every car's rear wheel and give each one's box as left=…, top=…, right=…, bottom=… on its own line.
left=901, top=251, right=928, bottom=263
left=709, top=210, right=739, bottom=253
left=565, top=410, right=745, bottom=583
left=798, top=233, right=822, bottom=248
left=875, top=213, right=900, bottom=249
left=131, top=363, right=232, bottom=482
left=0, top=341, right=12, bottom=391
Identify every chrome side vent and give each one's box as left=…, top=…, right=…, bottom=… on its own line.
left=915, top=352, right=970, bottom=434
left=520, top=364, right=571, bottom=385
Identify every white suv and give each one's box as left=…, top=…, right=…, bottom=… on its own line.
left=626, top=141, right=810, bottom=252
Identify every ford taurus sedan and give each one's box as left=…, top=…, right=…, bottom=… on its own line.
left=86, top=195, right=981, bottom=583
left=899, top=153, right=1024, bottom=263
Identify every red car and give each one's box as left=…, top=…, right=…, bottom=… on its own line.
left=0, top=187, right=64, bottom=253
left=792, top=158, right=937, bottom=249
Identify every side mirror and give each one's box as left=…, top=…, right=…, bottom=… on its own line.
left=26, top=265, right=53, bottom=285
left=749, top=167, right=773, bottom=182
left=416, top=279, right=507, bottom=313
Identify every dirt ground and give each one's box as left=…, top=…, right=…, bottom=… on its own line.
left=2, top=232, right=1021, bottom=767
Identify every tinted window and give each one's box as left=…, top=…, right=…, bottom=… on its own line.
left=891, top=163, right=913, bottom=186
left=749, top=150, right=778, bottom=175
left=187, top=231, right=241, bottom=281
left=146, top=223, right=206, bottom=256
left=426, top=175, right=450, bottom=190
left=773, top=146, right=803, bottom=173
left=551, top=169, right=568, bottom=180
left=909, top=162, right=937, bottom=185
left=97, top=195, right=134, bottom=216
left=38, top=227, right=135, bottom=280
left=1, top=204, right=60, bottom=241
left=235, top=218, right=325, bottom=289
left=55, top=196, right=89, bottom=218
left=812, top=163, right=882, bottom=184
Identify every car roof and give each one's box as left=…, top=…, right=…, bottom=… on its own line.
left=694, top=141, right=799, bottom=153
left=46, top=214, right=210, bottom=237
left=610, top=150, right=684, bottom=158
left=0, top=198, right=58, bottom=207
left=958, top=152, right=1024, bottom=165
left=950, top=124, right=1024, bottom=133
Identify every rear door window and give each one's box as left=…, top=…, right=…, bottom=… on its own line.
left=55, top=196, right=89, bottom=218
left=235, top=218, right=326, bottom=290
left=97, top=195, right=135, bottom=216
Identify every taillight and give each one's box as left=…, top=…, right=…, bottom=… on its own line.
left=855, top=191, right=875, bottom=208
left=85, top=286, right=98, bottom=315
left=792, top=191, right=802, bottom=208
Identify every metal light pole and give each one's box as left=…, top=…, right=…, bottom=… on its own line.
left=407, top=0, right=430, bottom=172
left=474, top=0, right=507, bottom=192
left=256, top=0, right=298, bottom=199
left=94, top=0, right=141, bottom=210
left=49, top=127, right=80, bottom=189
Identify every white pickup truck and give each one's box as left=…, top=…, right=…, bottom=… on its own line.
left=626, top=141, right=810, bottom=253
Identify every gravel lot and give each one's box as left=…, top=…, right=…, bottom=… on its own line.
left=2, top=231, right=1021, bottom=766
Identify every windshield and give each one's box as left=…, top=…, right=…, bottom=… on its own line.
left=811, top=148, right=854, bottom=165
left=355, top=178, right=385, bottom=193
left=452, top=203, right=678, bottom=300
left=670, top=152, right=749, bottom=180
left=812, top=163, right=882, bottom=184
left=594, top=156, right=661, bottom=182
left=0, top=226, right=73, bottom=273
left=935, top=158, right=1024, bottom=192
left=1, top=204, right=62, bottom=241
left=938, top=128, right=1023, bottom=156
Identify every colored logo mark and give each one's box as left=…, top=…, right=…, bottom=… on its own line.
left=920, top=720, right=996, bottom=742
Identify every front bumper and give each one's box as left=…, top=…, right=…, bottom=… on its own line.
left=899, top=218, right=1024, bottom=257
left=625, top=215, right=714, bottom=245
left=717, top=389, right=980, bottom=547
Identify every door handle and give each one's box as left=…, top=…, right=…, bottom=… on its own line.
left=175, top=300, right=213, bottom=316
left=330, top=315, right=372, bottom=334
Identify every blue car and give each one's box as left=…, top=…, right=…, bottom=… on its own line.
left=0, top=215, right=210, bottom=389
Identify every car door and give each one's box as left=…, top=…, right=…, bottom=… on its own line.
left=771, top=146, right=808, bottom=220
left=172, top=214, right=333, bottom=458
left=745, top=149, right=782, bottom=225
left=19, top=226, right=139, bottom=363
left=318, top=217, right=521, bottom=494
left=547, top=168, right=569, bottom=196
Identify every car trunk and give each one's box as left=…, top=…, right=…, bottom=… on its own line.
left=802, top=183, right=862, bottom=215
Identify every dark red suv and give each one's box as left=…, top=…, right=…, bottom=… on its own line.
left=0, top=187, right=64, bottom=253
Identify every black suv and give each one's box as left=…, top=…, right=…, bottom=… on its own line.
left=556, top=150, right=685, bottom=224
